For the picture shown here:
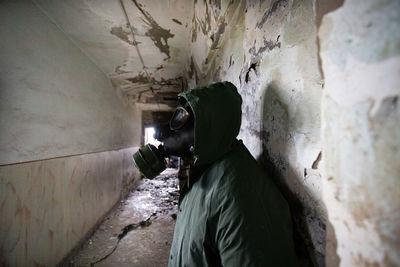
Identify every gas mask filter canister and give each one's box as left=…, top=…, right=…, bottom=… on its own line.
left=133, top=104, right=195, bottom=179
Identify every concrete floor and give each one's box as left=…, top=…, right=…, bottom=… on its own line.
left=70, top=169, right=179, bottom=267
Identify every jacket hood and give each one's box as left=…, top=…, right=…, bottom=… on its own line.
left=178, top=81, right=242, bottom=167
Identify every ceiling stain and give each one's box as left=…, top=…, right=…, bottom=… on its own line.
left=209, top=0, right=222, bottom=21
left=191, top=12, right=198, bottom=42
left=172, top=18, right=182, bottom=25
left=132, top=0, right=174, bottom=59
left=191, top=0, right=213, bottom=42
left=127, top=72, right=156, bottom=84
left=115, top=64, right=129, bottom=74
left=199, top=0, right=211, bottom=35
left=122, top=72, right=183, bottom=106
left=110, top=26, right=140, bottom=46
left=127, top=72, right=183, bottom=89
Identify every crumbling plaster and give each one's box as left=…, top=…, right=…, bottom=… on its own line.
left=320, top=0, right=400, bottom=265
left=34, top=0, right=193, bottom=107
left=185, top=0, right=325, bottom=265
left=184, top=0, right=399, bottom=266
left=1, top=0, right=398, bottom=266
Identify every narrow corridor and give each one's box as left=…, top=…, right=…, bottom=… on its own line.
left=1, top=1, right=399, bottom=266
left=70, top=169, right=179, bottom=266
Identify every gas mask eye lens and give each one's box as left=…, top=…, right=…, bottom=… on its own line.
left=170, top=107, right=190, bottom=130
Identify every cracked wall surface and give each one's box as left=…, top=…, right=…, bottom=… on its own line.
left=1, top=0, right=399, bottom=266
left=186, top=0, right=325, bottom=265
left=320, top=0, right=400, bottom=266
left=185, top=0, right=399, bottom=266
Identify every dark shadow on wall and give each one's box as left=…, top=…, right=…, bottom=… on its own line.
left=256, top=82, right=325, bottom=267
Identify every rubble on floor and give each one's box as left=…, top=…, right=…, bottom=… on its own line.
left=70, top=168, right=179, bottom=267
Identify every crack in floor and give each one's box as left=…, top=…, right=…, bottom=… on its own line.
left=70, top=169, right=179, bottom=267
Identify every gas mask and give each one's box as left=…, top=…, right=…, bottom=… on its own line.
left=133, top=104, right=195, bottom=179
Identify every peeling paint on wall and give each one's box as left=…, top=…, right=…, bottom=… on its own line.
left=82, top=0, right=400, bottom=265
left=132, top=0, right=174, bottom=59
left=256, top=0, right=289, bottom=28
left=320, top=0, right=400, bottom=266
left=186, top=0, right=325, bottom=265
left=110, top=26, right=141, bottom=46
left=172, top=18, right=182, bottom=25
left=33, top=0, right=192, bottom=111
left=3, top=0, right=399, bottom=266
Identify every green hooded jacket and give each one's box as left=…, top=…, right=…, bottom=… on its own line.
left=168, top=82, right=297, bottom=267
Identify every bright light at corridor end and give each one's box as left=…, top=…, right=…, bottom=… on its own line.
left=144, top=127, right=161, bottom=147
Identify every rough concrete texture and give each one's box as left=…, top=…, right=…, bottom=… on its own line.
left=184, top=0, right=400, bottom=266
left=1, top=0, right=399, bottom=266
left=319, top=0, right=400, bottom=266
left=70, top=169, right=179, bottom=266
left=0, top=147, right=140, bottom=266
left=0, top=1, right=141, bottom=165
left=0, top=2, right=143, bottom=266
left=185, top=0, right=326, bottom=265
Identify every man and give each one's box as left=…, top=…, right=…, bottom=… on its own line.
left=168, top=81, right=298, bottom=266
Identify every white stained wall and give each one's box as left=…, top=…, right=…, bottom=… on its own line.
left=0, top=1, right=141, bottom=165
left=186, top=0, right=326, bottom=265
left=1, top=0, right=399, bottom=266
left=320, top=0, right=400, bottom=266
left=184, top=0, right=400, bottom=266
left=0, top=1, right=141, bottom=266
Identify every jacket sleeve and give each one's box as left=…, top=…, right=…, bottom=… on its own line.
left=212, top=174, right=298, bottom=267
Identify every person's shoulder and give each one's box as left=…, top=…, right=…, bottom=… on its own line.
left=209, top=141, right=266, bottom=192
left=221, top=140, right=264, bottom=174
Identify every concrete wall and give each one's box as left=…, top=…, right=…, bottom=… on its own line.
left=186, top=0, right=325, bottom=265
left=0, top=148, right=139, bottom=266
left=319, top=0, right=400, bottom=266
left=1, top=0, right=398, bottom=266
left=185, top=0, right=399, bottom=266
left=32, top=0, right=192, bottom=107
left=0, top=1, right=141, bottom=265
left=0, top=1, right=141, bottom=165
